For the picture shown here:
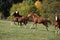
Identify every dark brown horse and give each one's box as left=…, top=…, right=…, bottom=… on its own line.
left=18, top=16, right=29, bottom=26
left=12, top=15, right=22, bottom=25
left=54, top=15, right=60, bottom=30
left=12, top=11, right=22, bottom=25
left=28, top=13, right=51, bottom=31
left=12, top=15, right=29, bottom=27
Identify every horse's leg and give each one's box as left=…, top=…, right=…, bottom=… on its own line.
left=18, top=21, right=19, bottom=25
left=23, top=21, right=28, bottom=28
left=18, top=21, right=22, bottom=26
left=18, top=22, right=22, bottom=26
left=30, top=23, right=34, bottom=29
left=43, top=22, right=49, bottom=31
left=59, top=28, right=60, bottom=34
left=57, top=21, right=60, bottom=34
left=35, top=23, right=37, bottom=30
left=54, top=25, right=59, bottom=34
left=55, top=25, right=58, bottom=30
left=17, top=21, right=20, bottom=27
left=14, top=21, right=16, bottom=25
left=55, top=27, right=60, bottom=35
left=45, top=22, right=49, bottom=31
left=22, top=21, right=26, bottom=28
left=30, top=22, right=36, bottom=29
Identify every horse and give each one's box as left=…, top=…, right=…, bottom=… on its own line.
left=18, top=16, right=29, bottom=26
left=11, top=11, right=22, bottom=25
left=12, top=15, right=22, bottom=25
left=12, top=15, right=29, bottom=27
left=54, top=15, right=60, bottom=34
left=28, top=13, right=51, bottom=31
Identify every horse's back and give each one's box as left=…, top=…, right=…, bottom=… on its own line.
left=13, top=17, right=18, bottom=22
left=22, top=16, right=28, bottom=20
left=37, top=18, right=43, bottom=23
left=18, top=16, right=28, bottom=22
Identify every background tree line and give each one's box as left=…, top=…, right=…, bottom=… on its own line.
left=0, top=0, right=60, bottom=21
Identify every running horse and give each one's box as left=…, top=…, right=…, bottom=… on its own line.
left=12, top=15, right=29, bottom=26
left=12, top=14, right=22, bottom=25
left=18, top=16, right=29, bottom=26
left=12, top=10, right=22, bottom=25
left=28, top=13, right=51, bottom=31
left=54, top=14, right=60, bottom=30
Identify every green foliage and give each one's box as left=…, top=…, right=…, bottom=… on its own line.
left=9, top=0, right=60, bottom=21
left=10, top=4, right=18, bottom=13
left=10, top=0, right=35, bottom=16
left=36, top=0, right=60, bottom=21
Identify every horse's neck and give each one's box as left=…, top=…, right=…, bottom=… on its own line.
left=31, top=15, right=38, bottom=20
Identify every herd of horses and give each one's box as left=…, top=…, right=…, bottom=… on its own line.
left=12, top=12, right=60, bottom=31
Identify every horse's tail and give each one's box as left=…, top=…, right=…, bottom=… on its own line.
left=47, top=20, right=52, bottom=25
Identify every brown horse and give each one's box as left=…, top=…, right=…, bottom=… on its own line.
left=28, top=13, right=51, bottom=31
left=18, top=16, right=29, bottom=26
left=12, top=15, right=29, bottom=26
left=12, top=15, right=22, bottom=25
left=54, top=21, right=58, bottom=30
left=54, top=15, right=60, bottom=30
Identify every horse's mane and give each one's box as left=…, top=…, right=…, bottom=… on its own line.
left=33, top=13, right=39, bottom=17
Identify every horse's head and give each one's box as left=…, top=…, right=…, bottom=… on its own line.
left=28, top=12, right=38, bottom=18
left=28, top=13, right=33, bottom=17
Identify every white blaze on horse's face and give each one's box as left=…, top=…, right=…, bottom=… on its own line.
left=16, top=11, right=18, bottom=13
left=55, top=16, right=57, bottom=21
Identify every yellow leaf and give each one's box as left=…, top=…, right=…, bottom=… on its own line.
left=35, top=1, right=42, bottom=8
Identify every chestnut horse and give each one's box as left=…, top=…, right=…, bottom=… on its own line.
left=28, top=13, right=51, bottom=31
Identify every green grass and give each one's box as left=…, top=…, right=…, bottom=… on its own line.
left=0, top=20, right=60, bottom=40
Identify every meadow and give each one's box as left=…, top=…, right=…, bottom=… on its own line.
left=0, top=20, right=60, bottom=40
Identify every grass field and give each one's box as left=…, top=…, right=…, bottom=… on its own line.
left=0, top=20, right=60, bottom=40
